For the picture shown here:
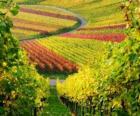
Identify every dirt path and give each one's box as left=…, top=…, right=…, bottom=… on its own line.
left=50, top=79, right=64, bottom=86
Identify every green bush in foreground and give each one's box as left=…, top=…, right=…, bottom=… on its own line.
left=0, top=0, right=49, bottom=115
left=57, top=0, right=140, bottom=115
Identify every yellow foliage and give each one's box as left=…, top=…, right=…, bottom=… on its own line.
left=57, top=66, right=99, bottom=103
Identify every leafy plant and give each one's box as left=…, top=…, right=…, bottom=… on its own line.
left=57, top=0, right=140, bottom=115
left=0, top=0, right=49, bottom=115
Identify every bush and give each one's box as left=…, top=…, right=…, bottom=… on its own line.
left=0, top=0, right=50, bottom=115
left=57, top=0, right=140, bottom=115
left=0, top=65, right=50, bottom=115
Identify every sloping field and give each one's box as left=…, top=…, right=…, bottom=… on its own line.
left=15, top=0, right=126, bottom=72
left=36, top=0, right=126, bottom=41
left=39, top=0, right=125, bottom=26
left=12, top=5, right=78, bottom=40
left=12, top=0, right=140, bottom=115
left=37, top=36, right=107, bottom=67
left=40, top=0, right=88, bottom=7
left=21, top=40, right=78, bottom=73
left=40, top=0, right=126, bottom=37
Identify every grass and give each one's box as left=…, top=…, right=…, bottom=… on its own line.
left=39, top=71, right=70, bottom=80
left=42, top=87, right=70, bottom=116
left=15, top=0, right=44, bottom=4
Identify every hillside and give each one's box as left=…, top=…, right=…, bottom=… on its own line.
left=13, top=0, right=126, bottom=72
left=3, top=0, right=138, bottom=115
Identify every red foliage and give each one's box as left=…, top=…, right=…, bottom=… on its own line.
left=20, top=7, right=78, bottom=21
left=61, top=33, right=126, bottom=42
left=20, top=40, right=78, bottom=73
left=14, top=26, right=48, bottom=33
left=77, top=24, right=126, bottom=31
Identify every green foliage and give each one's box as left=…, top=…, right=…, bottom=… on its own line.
left=0, top=0, right=50, bottom=115
left=15, top=0, right=45, bottom=5
left=42, top=87, right=70, bottom=116
left=0, top=65, right=50, bottom=115
left=57, top=0, right=140, bottom=115
left=0, top=0, right=21, bottom=70
left=123, top=0, right=140, bottom=31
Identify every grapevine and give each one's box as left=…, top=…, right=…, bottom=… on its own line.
left=57, top=0, right=140, bottom=115
left=0, top=0, right=50, bottom=115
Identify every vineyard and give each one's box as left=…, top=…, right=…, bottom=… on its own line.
left=21, top=40, right=78, bottom=73
left=1, top=0, right=140, bottom=116
left=12, top=5, right=79, bottom=40
left=15, top=0, right=127, bottom=72
left=37, top=36, right=107, bottom=66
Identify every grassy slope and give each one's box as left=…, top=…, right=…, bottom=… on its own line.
left=39, top=0, right=125, bottom=26
left=42, top=87, right=70, bottom=116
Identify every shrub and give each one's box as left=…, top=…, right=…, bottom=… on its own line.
left=0, top=0, right=49, bottom=115
left=0, top=65, right=50, bottom=115
left=57, top=0, right=140, bottom=115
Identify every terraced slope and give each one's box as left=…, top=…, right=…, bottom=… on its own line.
left=37, top=36, right=107, bottom=67
left=15, top=4, right=86, bottom=72
left=15, top=0, right=126, bottom=72
left=38, top=0, right=125, bottom=26
left=33, top=0, right=126, bottom=39
left=16, top=0, right=87, bottom=7
left=21, top=40, right=78, bottom=73
left=12, top=5, right=79, bottom=40
left=16, top=0, right=125, bottom=26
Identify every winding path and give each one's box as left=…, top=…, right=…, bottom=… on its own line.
left=50, top=79, right=64, bottom=86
